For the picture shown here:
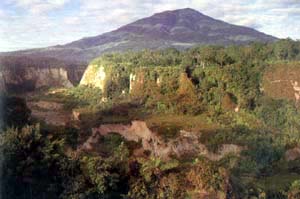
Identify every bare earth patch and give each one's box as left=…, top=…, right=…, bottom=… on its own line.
left=28, top=100, right=71, bottom=126
left=79, top=120, right=243, bottom=160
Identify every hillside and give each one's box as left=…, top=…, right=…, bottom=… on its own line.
left=1, top=8, right=276, bottom=63
left=2, top=39, right=300, bottom=198
left=4, top=7, right=300, bottom=199
left=0, top=56, right=86, bottom=93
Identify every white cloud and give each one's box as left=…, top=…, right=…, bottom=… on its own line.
left=0, top=9, right=5, bottom=17
left=64, top=16, right=80, bottom=25
left=270, top=7, right=300, bottom=15
left=1, top=0, right=300, bottom=51
left=9, top=0, right=70, bottom=14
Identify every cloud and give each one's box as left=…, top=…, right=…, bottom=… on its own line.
left=0, top=9, right=5, bottom=17
left=7, top=0, right=70, bottom=14
left=222, top=15, right=261, bottom=29
left=0, top=0, right=300, bottom=51
left=270, top=7, right=300, bottom=16
left=63, top=16, right=80, bottom=25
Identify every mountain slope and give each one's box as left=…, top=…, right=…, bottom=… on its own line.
left=2, top=8, right=277, bottom=63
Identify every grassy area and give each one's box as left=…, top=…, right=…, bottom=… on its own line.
left=145, top=114, right=217, bottom=132
left=28, top=86, right=103, bottom=110
left=256, top=173, right=300, bottom=191
left=145, top=114, right=218, bottom=141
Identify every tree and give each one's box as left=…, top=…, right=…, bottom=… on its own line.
left=0, top=125, right=67, bottom=199
left=288, top=180, right=300, bottom=199
left=215, top=49, right=234, bottom=67
left=176, top=73, right=200, bottom=114
left=0, top=95, right=31, bottom=129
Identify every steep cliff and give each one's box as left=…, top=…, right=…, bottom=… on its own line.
left=0, top=71, right=5, bottom=91
left=0, top=66, right=73, bottom=93
left=79, top=57, right=183, bottom=98
left=0, top=56, right=86, bottom=93
left=80, top=64, right=107, bottom=91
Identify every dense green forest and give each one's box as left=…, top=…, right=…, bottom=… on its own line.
left=1, top=39, right=300, bottom=199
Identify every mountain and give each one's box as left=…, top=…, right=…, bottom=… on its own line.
left=2, top=8, right=277, bottom=63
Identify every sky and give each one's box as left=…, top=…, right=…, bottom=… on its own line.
left=0, top=0, right=299, bottom=52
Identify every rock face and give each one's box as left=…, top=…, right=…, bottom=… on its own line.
left=80, top=120, right=243, bottom=160
left=80, top=65, right=107, bottom=90
left=291, top=81, right=300, bottom=102
left=0, top=55, right=86, bottom=93
left=79, top=61, right=183, bottom=97
left=0, top=71, right=5, bottom=91
left=79, top=62, right=126, bottom=94
left=0, top=66, right=73, bottom=93
left=129, top=73, right=137, bottom=93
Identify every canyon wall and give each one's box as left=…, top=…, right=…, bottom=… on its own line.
left=0, top=66, right=73, bottom=93
left=79, top=59, right=183, bottom=97
left=80, top=65, right=107, bottom=90
left=0, top=56, right=86, bottom=93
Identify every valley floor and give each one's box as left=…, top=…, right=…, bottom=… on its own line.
left=18, top=88, right=300, bottom=198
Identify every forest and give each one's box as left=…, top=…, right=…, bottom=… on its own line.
left=1, top=39, right=300, bottom=199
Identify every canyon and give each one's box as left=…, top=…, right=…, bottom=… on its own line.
left=0, top=56, right=85, bottom=93
left=1, top=7, right=299, bottom=198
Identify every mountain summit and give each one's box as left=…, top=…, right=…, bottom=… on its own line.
left=4, top=8, right=277, bottom=62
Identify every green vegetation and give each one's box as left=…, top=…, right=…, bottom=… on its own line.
left=40, top=86, right=103, bottom=110
left=0, top=95, right=31, bottom=129
left=2, top=39, right=300, bottom=198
